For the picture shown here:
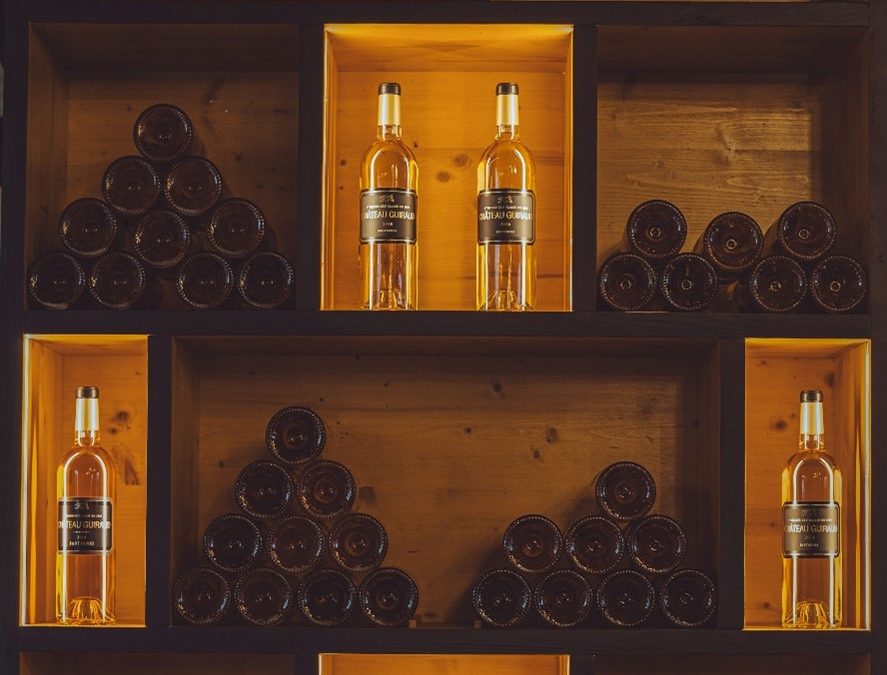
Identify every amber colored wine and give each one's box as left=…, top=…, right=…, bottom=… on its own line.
left=595, top=462, right=656, bottom=522
left=565, top=515, right=625, bottom=575
left=172, top=568, right=231, bottom=626
left=472, top=568, right=532, bottom=628
left=298, top=569, right=357, bottom=626
left=56, top=386, right=115, bottom=625
left=28, top=252, right=86, bottom=310
left=502, top=514, right=563, bottom=573
left=358, top=567, right=419, bottom=627
left=625, top=514, right=687, bottom=575
left=58, top=198, right=118, bottom=259
left=234, top=568, right=293, bottom=627
left=296, top=460, right=356, bottom=518
left=330, top=513, right=389, bottom=573
left=265, top=406, right=326, bottom=465
left=659, top=569, right=717, bottom=627
left=477, top=82, right=536, bottom=311
left=359, top=82, right=418, bottom=310
left=598, top=253, right=657, bottom=311
left=534, top=569, right=593, bottom=628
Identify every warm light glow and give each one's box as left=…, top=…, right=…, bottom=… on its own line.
left=319, top=654, right=570, bottom=675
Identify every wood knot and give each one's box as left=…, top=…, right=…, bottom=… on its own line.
left=545, top=427, right=559, bottom=444
left=774, top=419, right=787, bottom=431
left=453, top=153, right=469, bottom=167
left=436, top=171, right=450, bottom=183
left=359, top=486, right=376, bottom=504
left=490, top=379, right=504, bottom=396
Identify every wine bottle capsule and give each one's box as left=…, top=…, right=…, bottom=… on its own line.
left=625, top=514, right=687, bottom=575
left=472, top=568, right=532, bottom=628
left=234, top=568, right=293, bottom=627
left=502, top=514, right=563, bottom=574
left=234, top=460, right=295, bottom=520
left=359, top=567, right=419, bottom=626
left=534, top=569, right=593, bottom=628
left=596, top=569, right=655, bottom=628
left=595, top=462, right=656, bottom=522
left=296, top=460, right=356, bottom=518
left=172, top=567, right=231, bottom=626
left=298, top=568, right=357, bottom=626
left=565, top=515, right=624, bottom=575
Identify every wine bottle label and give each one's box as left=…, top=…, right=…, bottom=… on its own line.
left=477, top=190, right=535, bottom=244
left=782, top=502, right=839, bottom=557
left=58, top=498, right=113, bottom=553
left=360, top=189, right=417, bottom=243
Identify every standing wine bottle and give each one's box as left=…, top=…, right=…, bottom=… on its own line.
left=623, top=200, right=687, bottom=262
left=660, top=253, right=718, bottom=312
left=133, top=210, right=192, bottom=273
left=534, top=569, right=593, bottom=628
left=765, top=201, right=837, bottom=262
left=728, top=255, right=807, bottom=313
left=234, top=568, right=294, bottom=626
left=659, top=569, right=717, bottom=628
left=596, top=570, right=655, bottom=628
left=172, top=568, right=231, bottom=626
left=133, top=104, right=193, bottom=164
left=595, top=462, right=656, bottom=522
left=56, top=386, right=115, bottom=624
left=237, top=252, right=295, bottom=310
left=298, top=569, right=357, bottom=626
left=782, top=390, right=842, bottom=628
left=265, top=406, right=326, bottom=465
left=330, top=513, right=389, bottom=573
left=208, top=198, right=268, bottom=259
left=598, top=253, right=657, bottom=311
left=694, top=211, right=763, bottom=281
left=477, top=82, right=536, bottom=311
left=58, top=198, right=118, bottom=259
left=164, top=156, right=224, bottom=218
left=296, top=460, right=356, bottom=518
left=359, top=567, right=419, bottom=626
left=28, top=252, right=86, bottom=310
left=234, top=460, right=295, bottom=520
left=502, top=514, right=563, bottom=573
left=809, top=255, right=867, bottom=313
left=102, top=156, right=161, bottom=217
left=88, top=252, right=150, bottom=310
left=472, top=568, right=532, bottom=628
left=176, top=251, right=234, bottom=309
left=268, top=516, right=325, bottom=575
left=360, top=82, right=418, bottom=311
left=625, top=515, right=687, bottom=575
left=203, top=513, right=263, bottom=573
left=565, top=515, right=624, bottom=575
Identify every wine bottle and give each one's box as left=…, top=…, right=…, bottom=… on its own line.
left=565, top=515, right=624, bottom=575
left=765, top=201, right=837, bottom=262
left=472, top=568, right=532, bottom=628
left=297, top=569, right=357, bottom=626
left=237, top=252, right=295, bottom=309
left=596, top=569, right=655, bottom=628
left=88, top=252, right=150, bottom=310
left=164, top=156, right=224, bottom=218
left=102, top=155, right=161, bottom=217
left=595, top=462, right=656, bottom=522
left=133, top=210, right=192, bottom=272
left=330, top=513, right=389, bottom=573
left=623, top=200, right=687, bottom=262
left=359, top=567, right=419, bottom=626
left=502, top=514, right=563, bottom=573
left=56, top=386, right=115, bottom=624
left=694, top=211, right=763, bottom=281
left=203, top=513, right=263, bottom=573
left=234, top=568, right=294, bottom=627
left=28, top=252, right=86, bottom=310
left=268, top=515, right=325, bottom=575
left=133, top=104, right=193, bottom=164
left=534, top=569, right=593, bottom=628
left=265, top=406, right=326, bottom=465
left=58, top=198, right=118, bottom=259
left=208, top=198, right=268, bottom=259
left=728, top=255, right=807, bottom=313
left=659, top=569, right=717, bottom=627
left=660, top=253, right=718, bottom=312
left=233, top=460, right=295, bottom=520
left=176, top=251, right=234, bottom=309
left=598, top=253, right=657, bottom=311
left=782, top=390, right=842, bottom=628
left=809, top=255, right=867, bottom=313
left=625, top=514, right=687, bottom=575
left=296, top=460, right=356, bottom=518
left=359, top=82, right=418, bottom=311
left=476, top=82, right=536, bottom=311
left=172, top=568, right=231, bottom=626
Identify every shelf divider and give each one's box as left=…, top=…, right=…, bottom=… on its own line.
left=569, top=654, right=595, bottom=675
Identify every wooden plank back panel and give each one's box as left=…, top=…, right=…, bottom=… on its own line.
left=744, top=340, right=869, bottom=628
left=321, top=654, right=569, bottom=675
left=595, top=655, right=869, bottom=675
left=323, top=26, right=572, bottom=310
left=21, top=653, right=294, bottom=675
left=180, top=346, right=720, bottom=624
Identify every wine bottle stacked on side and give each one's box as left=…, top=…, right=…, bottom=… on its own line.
left=172, top=406, right=419, bottom=628
left=470, top=461, right=717, bottom=629
left=27, top=103, right=295, bottom=311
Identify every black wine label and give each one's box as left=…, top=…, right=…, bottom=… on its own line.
left=360, top=189, right=417, bottom=243
left=782, top=502, right=839, bottom=557
left=58, top=498, right=112, bottom=553
left=477, top=190, right=535, bottom=244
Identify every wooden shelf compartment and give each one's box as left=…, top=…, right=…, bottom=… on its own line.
left=596, top=26, right=869, bottom=306
left=25, top=23, right=300, bottom=309
left=171, top=335, right=720, bottom=627
left=21, top=335, right=148, bottom=626
left=321, top=654, right=568, bottom=675
left=20, top=653, right=297, bottom=675
left=745, top=339, right=870, bottom=629
left=595, top=655, right=869, bottom=675
left=321, top=24, right=573, bottom=311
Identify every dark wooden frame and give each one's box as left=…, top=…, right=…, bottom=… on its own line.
left=1, top=1, right=880, bottom=674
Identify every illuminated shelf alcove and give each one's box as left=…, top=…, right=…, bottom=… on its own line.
left=595, top=654, right=869, bottom=675
left=320, top=654, right=569, bottom=675
left=20, top=653, right=294, bottom=675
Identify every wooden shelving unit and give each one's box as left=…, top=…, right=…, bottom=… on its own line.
left=2, top=1, right=884, bottom=675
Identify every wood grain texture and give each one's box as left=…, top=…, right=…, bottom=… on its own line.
left=744, top=339, right=869, bottom=628
left=321, top=654, right=568, bottom=675
left=22, top=337, right=148, bottom=625
left=20, top=653, right=294, bottom=675
left=323, top=26, right=571, bottom=310
left=173, top=339, right=720, bottom=625
left=595, top=654, right=870, bottom=675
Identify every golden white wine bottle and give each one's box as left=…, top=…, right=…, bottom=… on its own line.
left=359, top=82, right=418, bottom=310
left=782, top=390, right=842, bottom=628
left=476, top=82, right=537, bottom=311
left=57, top=386, right=116, bottom=624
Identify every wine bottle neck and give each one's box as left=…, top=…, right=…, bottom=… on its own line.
left=496, top=93, right=520, bottom=139
left=798, top=401, right=824, bottom=450
left=74, top=397, right=100, bottom=445
left=377, top=93, right=401, bottom=139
